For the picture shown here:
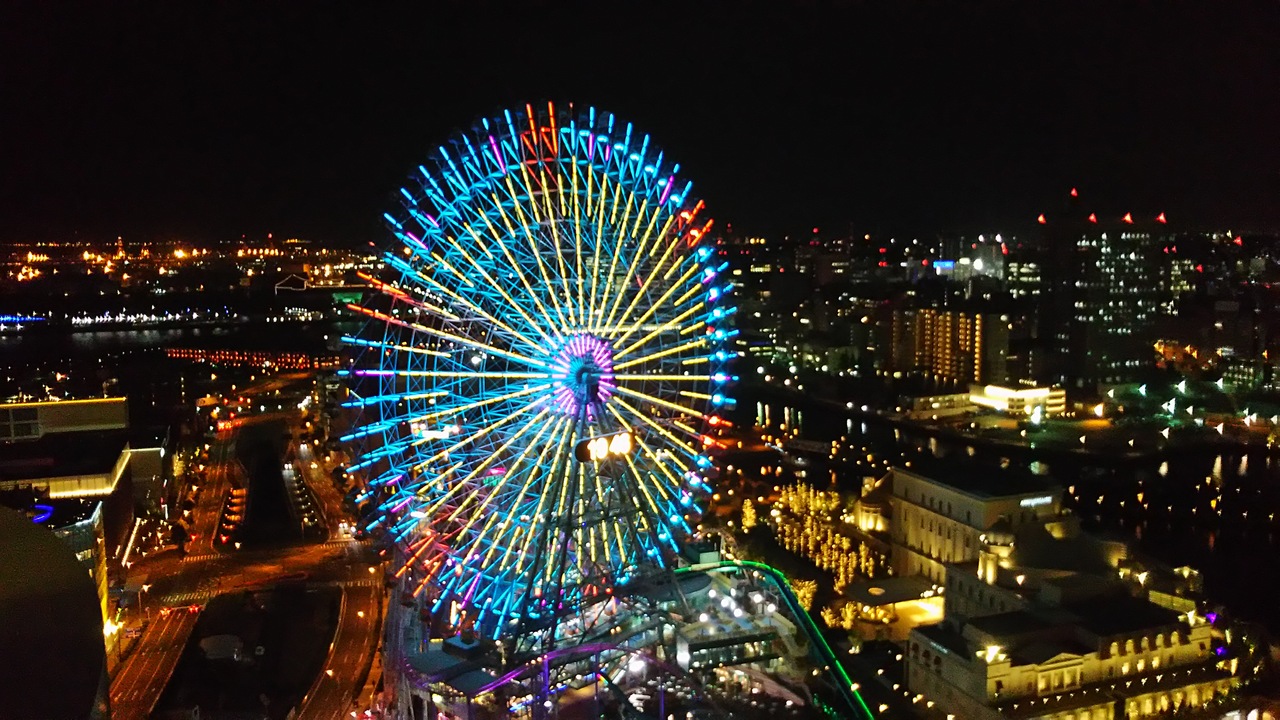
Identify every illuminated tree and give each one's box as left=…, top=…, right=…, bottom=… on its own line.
left=741, top=498, right=757, bottom=532
left=793, top=579, right=818, bottom=612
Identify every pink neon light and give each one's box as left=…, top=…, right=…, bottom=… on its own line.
left=488, top=135, right=503, bottom=169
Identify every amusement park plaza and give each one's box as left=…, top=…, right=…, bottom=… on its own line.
left=4, top=101, right=1280, bottom=720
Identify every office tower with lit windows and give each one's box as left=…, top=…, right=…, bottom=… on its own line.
left=1040, top=193, right=1169, bottom=391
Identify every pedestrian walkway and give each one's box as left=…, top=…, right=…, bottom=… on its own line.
left=160, top=589, right=215, bottom=605
left=181, top=552, right=222, bottom=563
left=302, top=577, right=381, bottom=591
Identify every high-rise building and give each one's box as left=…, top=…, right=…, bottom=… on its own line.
left=1040, top=195, right=1169, bottom=391
left=889, top=307, right=1011, bottom=386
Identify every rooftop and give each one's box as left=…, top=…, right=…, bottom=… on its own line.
left=967, top=609, right=1062, bottom=640
left=1011, top=639, right=1091, bottom=665
left=0, top=430, right=128, bottom=483
left=895, top=462, right=1061, bottom=501
left=33, top=498, right=100, bottom=529
left=845, top=575, right=937, bottom=608
left=1065, top=594, right=1183, bottom=638
left=946, top=592, right=1187, bottom=665
left=915, top=622, right=970, bottom=657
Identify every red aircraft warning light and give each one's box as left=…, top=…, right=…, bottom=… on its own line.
left=1037, top=214, right=1047, bottom=224
left=1157, top=212, right=1167, bottom=223
left=1088, top=213, right=1097, bottom=223
left=1123, top=213, right=1133, bottom=224
left=1070, top=188, right=1078, bottom=197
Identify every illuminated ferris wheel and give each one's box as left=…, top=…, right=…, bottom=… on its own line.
left=342, top=103, right=735, bottom=637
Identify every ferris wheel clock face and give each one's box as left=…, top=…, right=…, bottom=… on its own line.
left=343, top=102, right=735, bottom=636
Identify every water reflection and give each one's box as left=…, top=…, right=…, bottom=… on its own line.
left=745, top=395, right=1280, bottom=629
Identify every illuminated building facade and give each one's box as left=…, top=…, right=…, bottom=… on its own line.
left=890, top=308, right=1011, bottom=385
left=886, top=467, right=1064, bottom=584
left=44, top=500, right=112, bottom=652
left=0, top=398, right=169, bottom=568
left=1007, top=260, right=1042, bottom=300
left=907, top=592, right=1236, bottom=720
left=902, top=392, right=976, bottom=420
left=969, top=384, right=1066, bottom=418
left=1060, top=230, right=1163, bottom=387
left=164, top=347, right=338, bottom=370
left=894, top=461, right=1240, bottom=718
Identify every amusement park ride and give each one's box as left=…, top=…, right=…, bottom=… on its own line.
left=340, top=103, right=871, bottom=719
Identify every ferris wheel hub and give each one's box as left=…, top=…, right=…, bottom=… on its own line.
left=550, top=334, right=615, bottom=416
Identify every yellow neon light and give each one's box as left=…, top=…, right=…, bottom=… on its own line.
left=472, top=207, right=562, bottom=346
left=612, top=263, right=702, bottom=350
left=613, top=336, right=708, bottom=371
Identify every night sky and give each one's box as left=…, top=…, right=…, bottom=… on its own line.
left=3, top=1, right=1279, bottom=245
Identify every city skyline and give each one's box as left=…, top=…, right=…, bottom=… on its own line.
left=3, top=2, right=1280, bottom=245
left=5, top=5, right=1280, bottom=719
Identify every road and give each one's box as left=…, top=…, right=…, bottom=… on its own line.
left=109, top=383, right=381, bottom=720
left=109, top=608, right=200, bottom=719
left=298, top=440, right=346, bottom=539
left=188, top=434, right=235, bottom=555
left=296, top=584, right=382, bottom=720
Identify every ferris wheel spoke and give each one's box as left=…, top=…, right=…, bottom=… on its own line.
left=630, top=429, right=696, bottom=484
left=594, top=185, right=632, bottom=325
left=536, top=166, right=580, bottom=328
left=439, top=408, right=556, bottom=526
left=612, top=374, right=704, bottom=383
left=476, top=416, right=572, bottom=578
left=612, top=263, right=704, bottom=351
left=407, top=382, right=550, bottom=429
left=612, top=336, right=709, bottom=371
left=619, top=453, right=682, bottom=547
left=582, top=163, right=608, bottom=323
left=346, top=303, right=546, bottom=369
left=435, top=232, right=563, bottom=348
left=409, top=395, right=551, bottom=475
left=534, top=427, right=586, bottom=594
left=515, top=419, right=578, bottom=600
left=612, top=385, right=706, bottom=420
left=358, top=271, right=464, bottom=322
left=466, top=207, right=567, bottom=346
left=602, top=204, right=695, bottom=331
left=351, top=369, right=549, bottom=381
left=390, top=257, right=552, bottom=353
left=607, top=229, right=704, bottom=345
left=480, top=421, right=575, bottom=614
left=620, top=267, right=708, bottom=339
left=501, top=174, right=572, bottom=331
left=567, top=163, right=588, bottom=327
left=341, top=336, right=448, bottom=359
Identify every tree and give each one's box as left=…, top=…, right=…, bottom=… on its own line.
left=741, top=498, right=757, bottom=532
left=793, top=579, right=818, bottom=612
